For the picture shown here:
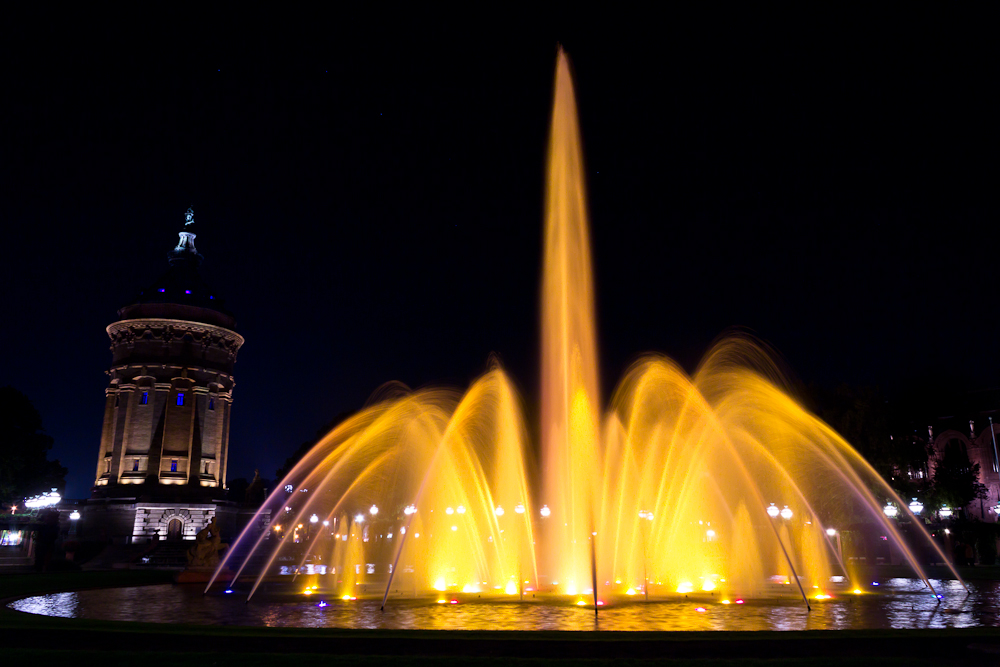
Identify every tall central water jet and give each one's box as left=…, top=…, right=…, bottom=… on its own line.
left=541, top=50, right=602, bottom=591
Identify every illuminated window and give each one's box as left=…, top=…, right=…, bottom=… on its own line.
left=141, top=392, right=148, bottom=405
left=171, top=459, right=178, bottom=473
left=133, top=459, right=139, bottom=472
left=208, top=398, right=215, bottom=411
left=176, top=393, right=185, bottom=406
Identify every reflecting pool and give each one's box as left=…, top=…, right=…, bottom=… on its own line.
left=9, top=578, right=998, bottom=631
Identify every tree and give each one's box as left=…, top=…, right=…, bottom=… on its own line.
left=930, top=440, right=987, bottom=512
left=0, top=386, right=67, bottom=507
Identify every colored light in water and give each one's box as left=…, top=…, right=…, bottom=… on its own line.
left=626, top=588, right=636, bottom=595
left=224, top=589, right=233, bottom=594
left=317, top=601, right=327, bottom=608
left=437, top=599, right=446, bottom=604
left=815, top=594, right=831, bottom=600
left=677, top=582, right=694, bottom=594
left=450, top=599, right=459, bottom=604
left=702, top=580, right=715, bottom=591
left=721, top=599, right=731, bottom=604
left=735, top=599, right=745, bottom=604
left=576, top=600, right=586, bottom=606
left=695, top=607, right=706, bottom=613
left=505, top=580, right=518, bottom=595
left=853, top=589, right=862, bottom=595
left=303, top=589, right=312, bottom=595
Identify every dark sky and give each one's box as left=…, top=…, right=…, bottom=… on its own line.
left=2, top=9, right=994, bottom=498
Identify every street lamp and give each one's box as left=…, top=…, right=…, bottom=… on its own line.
left=908, top=498, right=923, bottom=515
left=514, top=503, right=525, bottom=514
left=494, top=506, right=505, bottom=517
left=310, top=514, right=319, bottom=524
left=939, top=506, right=953, bottom=518
left=539, top=505, right=551, bottom=518
left=767, top=503, right=780, bottom=518
left=883, top=503, right=898, bottom=518
left=354, top=514, right=365, bottom=523
left=780, top=506, right=793, bottom=520
left=826, top=528, right=836, bottom=537
left=369, top=505, right=379, bottom=516
left=404, top=505, right=417, bottom=515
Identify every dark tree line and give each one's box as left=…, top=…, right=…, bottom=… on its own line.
left=0, top=386, right=67, bottom=507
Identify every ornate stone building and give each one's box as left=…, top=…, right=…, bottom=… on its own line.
left=84, top=210, right=246, bottom=543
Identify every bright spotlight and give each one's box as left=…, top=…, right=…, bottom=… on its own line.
left=354, top=514, right=364, bottom=523
left=309, top=514, right=319, bottom=524
left=826, top=528, right=836, bottom=536
left=369, top=505, right=379, bottom=516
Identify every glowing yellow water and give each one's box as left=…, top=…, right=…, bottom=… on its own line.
left=215, top=49, right=961, bottom=603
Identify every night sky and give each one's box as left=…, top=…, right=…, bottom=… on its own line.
left=2, top=10, right=994, bottom=498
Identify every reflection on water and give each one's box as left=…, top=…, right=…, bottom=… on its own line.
left=9, top=579, right=999, bottom=631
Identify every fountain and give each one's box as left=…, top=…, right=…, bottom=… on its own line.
left=209, top=49, right=964, bottom=609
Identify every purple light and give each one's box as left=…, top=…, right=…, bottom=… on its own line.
left=185, top=290, right=191, bottom=294
left=224, top=589, right=233, bottom=594
left=159, top=288, right=165, bottom=293
left=209, top=296, right=214, bottom=299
